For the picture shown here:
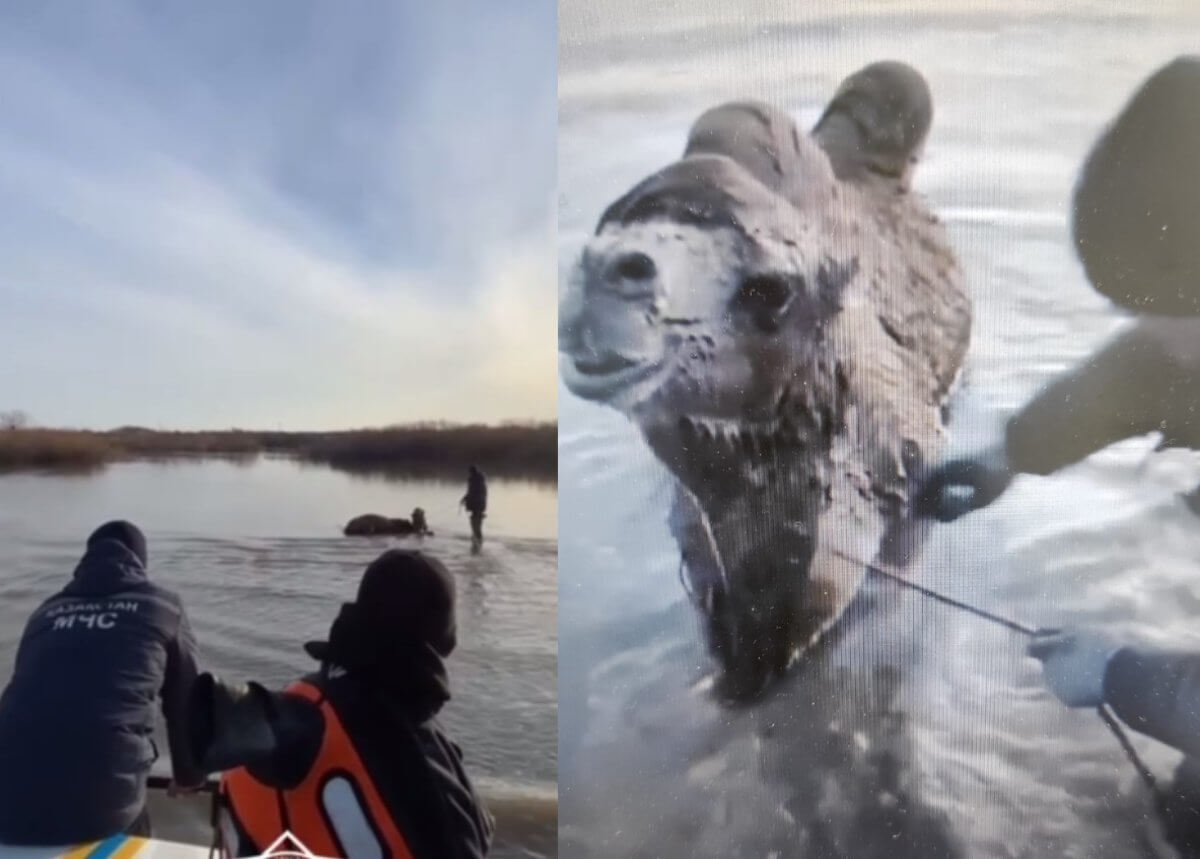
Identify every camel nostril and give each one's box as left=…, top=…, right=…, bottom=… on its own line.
left=611, top=251, right=657, bottom=283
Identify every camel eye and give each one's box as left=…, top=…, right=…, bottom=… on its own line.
left=613, top=251, right=656, bottom=282
left=731, top=274, right=794, bottom=332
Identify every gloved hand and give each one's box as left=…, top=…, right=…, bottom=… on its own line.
left=913, top=443, right=1015, bottom=523
left=1027, top=627, right=1125, bottom=708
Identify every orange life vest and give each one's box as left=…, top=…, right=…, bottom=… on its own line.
left=221, top=679, right=417, bottom=859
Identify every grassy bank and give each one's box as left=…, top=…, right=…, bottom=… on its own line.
left=300, top=423, right=557, bottom=480
left=0, top=422, right=557, bottom=481
left=0, top=430, right=115, bottom=472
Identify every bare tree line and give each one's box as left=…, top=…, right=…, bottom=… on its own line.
left=0, top=411, right=29, bottom=431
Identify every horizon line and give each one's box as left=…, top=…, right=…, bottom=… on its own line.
left=9, top=419, right=558, bottom=434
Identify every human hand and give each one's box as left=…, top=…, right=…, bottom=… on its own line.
left=167, top=779, right=207, bottom=798
left=914, top=444, right=1015, bottom=522
left=1027, top=627, right=1124, bottom=708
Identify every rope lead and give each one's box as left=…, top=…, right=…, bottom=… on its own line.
left=827, top=548, right=1161, bottom=799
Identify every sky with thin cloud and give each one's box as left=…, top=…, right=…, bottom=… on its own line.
left=0, top=0, right=556, bottom=430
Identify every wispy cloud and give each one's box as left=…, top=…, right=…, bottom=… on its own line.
left=0, top=0, right=556, bottom=429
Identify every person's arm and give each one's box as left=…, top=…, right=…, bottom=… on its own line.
left=1029, top=629, right=1200, bottom=759
left=187, top=670, right=323, bottom=790
left=916, top=320, right=1183, bottom=521
left=443, top=736, right=495, bottom=855
left=1104, top=646, right=1200, bottom=760
left=1004, top=321, right=1179, bottom=476
left=162, top=608, right=206, bottom=788
left=250, top=694, right=323, bottom=789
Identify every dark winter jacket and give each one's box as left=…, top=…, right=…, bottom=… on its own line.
left=463, top=469, right=488, bottom=515
left=0, top=539, right=202, bottom=845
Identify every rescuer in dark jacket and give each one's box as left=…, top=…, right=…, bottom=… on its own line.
left=0, top=520, right=204, bottom=845
left=916, top=56, right=1200, bottom=525
left=461, top=465, right=488, bottom=547
left=197, top=549, right=494, bottom=858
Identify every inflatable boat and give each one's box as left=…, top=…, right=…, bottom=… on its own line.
left=0, top=835, right=213, bottom=859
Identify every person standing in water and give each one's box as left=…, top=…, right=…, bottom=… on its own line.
left=0, top=520, right=205, bottom=846
left=461, top=465, right=488, bottom=546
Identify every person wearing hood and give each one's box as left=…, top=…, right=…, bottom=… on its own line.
left=914, top=56, right=1200, bottom=854
left=461, top=465, right=488, bottom=546
left=0, top=520, right=205, bottom=846
left=917, top=55, right=1200, bottom=525
left=208, top=548, right=494, bottom=858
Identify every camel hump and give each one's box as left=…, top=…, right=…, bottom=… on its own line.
left=683, top=100, right=835, bottom=210
left=344, top=513, right=390, bottom=535
left=813, top=60, right=933, bottom=187
left=344, top=510, right=430, bottom=537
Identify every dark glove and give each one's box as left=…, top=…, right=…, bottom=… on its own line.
left=914, top=444, right=1015, bottom=522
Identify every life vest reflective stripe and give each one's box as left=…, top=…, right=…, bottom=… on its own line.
left=221, top=679, right=416, bottom=859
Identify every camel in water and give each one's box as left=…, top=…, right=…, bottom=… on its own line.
left=559, top=60, right=970, bottom=702
left=343, top=507, right=433, bottom=537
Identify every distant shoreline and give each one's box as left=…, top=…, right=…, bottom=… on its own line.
left=0, top=422, right=557, bottom=482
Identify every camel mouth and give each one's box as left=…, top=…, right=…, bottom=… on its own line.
left=692, top=575, right=806, bottom=703
left=675, top=500, right=821, bottom=703
left=669, top=414, right=821, bottom=462
left=558, top=350, right=665, bottom=405
left=572, top=350, right=640, bottom=377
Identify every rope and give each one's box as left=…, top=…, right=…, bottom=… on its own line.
left=1098, top=702, right=1161, bottom=794
left=826, top=547, right=1162, bottom=798
left=831, top=548, right=1038, bottom=636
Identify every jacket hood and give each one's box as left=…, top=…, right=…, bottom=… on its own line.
left=65, top=540, right=150, bottom=597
